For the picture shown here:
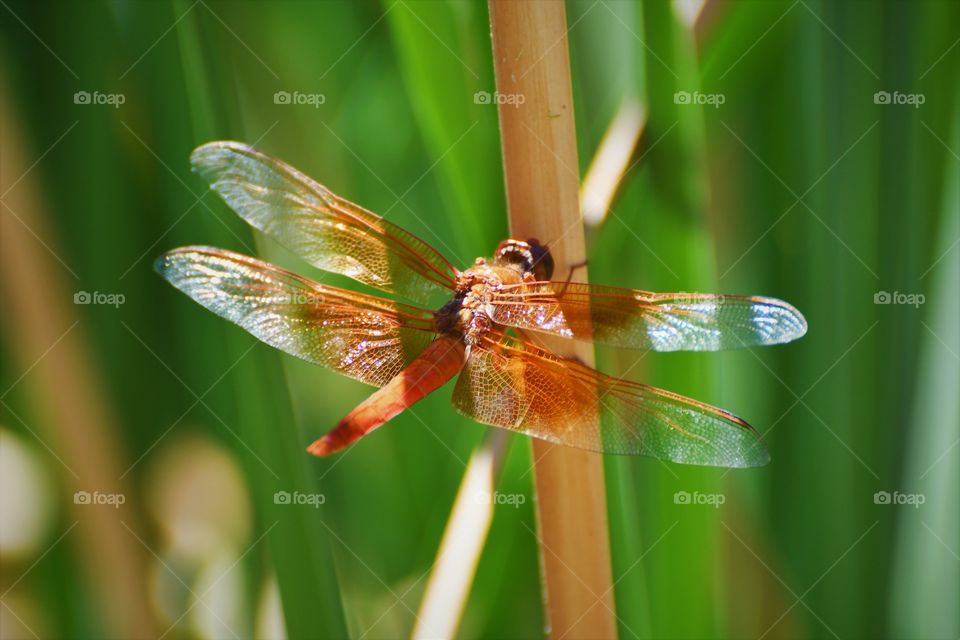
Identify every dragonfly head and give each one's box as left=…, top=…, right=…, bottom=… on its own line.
left=495, top=238, right=554, bottom=281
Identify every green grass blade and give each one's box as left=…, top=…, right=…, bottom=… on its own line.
left=173, top=2, right=348, bottom=636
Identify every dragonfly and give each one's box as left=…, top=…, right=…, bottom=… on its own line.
left=156, top=141, right=807, bottom=468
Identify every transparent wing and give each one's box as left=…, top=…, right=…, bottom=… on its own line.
left=490, top=282, right=807, bottom=351
left=452, top=334, right=769, bottom=467
left=155, top=246, right=436, bottom=387
left=191, top=141, right=457, bottom=304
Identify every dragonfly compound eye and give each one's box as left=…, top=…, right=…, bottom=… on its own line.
left=526, top=239, right=554, bottom=281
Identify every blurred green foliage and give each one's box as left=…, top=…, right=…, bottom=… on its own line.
left=1, top=1, right=957, bottom=638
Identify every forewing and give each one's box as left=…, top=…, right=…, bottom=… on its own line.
left=191, top=141, right=457, bottom=304
left=155, top=246, right=436, bottom=387
left=490, top=282, right=806, bottom=351
left=452, top=335, right=768, bottom=467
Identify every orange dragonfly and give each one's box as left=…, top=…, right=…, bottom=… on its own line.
left=156, top=142, right=807, bottom=468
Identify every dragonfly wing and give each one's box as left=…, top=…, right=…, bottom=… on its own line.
left=191, top=141, right=457, bottom=304
left=452, top=334, right=769, bottom=467
left=490, top=282, right=807, bottom=351
left=155, top=246, right=436, bottom=387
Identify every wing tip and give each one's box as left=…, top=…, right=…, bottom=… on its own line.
left=736, top=442, right=771, bottom=468
left=661, top=401, right=770, bottom=468
left=191, top=140, right=250, bottom=159
left=716, top=411, right=771, bottom=468
left=751, top=296, right=808, bottom=345
left=153, top=246, right=243, bottom=282
left=726, top=407, right=771, bottom=467
left=190, top=140, right=257, bottom=176
left=153, top=247, right=193, bottom=277
left=674, top=439, right=770, bottom=468
left=153, top=251, right=171, bottom=276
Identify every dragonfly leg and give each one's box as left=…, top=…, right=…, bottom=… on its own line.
left=556, top=259, right=588, bottom=296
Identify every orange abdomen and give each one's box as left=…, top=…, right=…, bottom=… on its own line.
left=307, top=335, right=466, bottom=456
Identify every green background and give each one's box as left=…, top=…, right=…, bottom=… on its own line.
left=1, top=1, right=957, bottom=639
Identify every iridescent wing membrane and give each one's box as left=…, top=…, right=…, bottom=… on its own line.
left=191, top=141, right=457, bottom=305
left=455, top=334, right=768, bottom=467
left=156, top=247, right=435, bottom=387
left=490, top=282, right=807, bottom=351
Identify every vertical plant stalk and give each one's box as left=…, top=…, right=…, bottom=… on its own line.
left=174, top=7, right=349, bottom=637
left=488, top=2, right=617, bottom=637
left=581, top=98, right=647, bottom=227
left=412, top=430, right=508, bottom=639
left=0, top=74, right=158, bottom=638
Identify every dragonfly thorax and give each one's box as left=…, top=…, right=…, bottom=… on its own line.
left=432, top=266, right=501, bottom=345
left=433, top=260, right=526, bottom=346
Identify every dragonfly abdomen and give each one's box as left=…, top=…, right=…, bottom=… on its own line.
left=307, top=335, right=466, bottom=456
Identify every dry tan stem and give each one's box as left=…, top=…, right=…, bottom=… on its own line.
left=412, top=430, right=508, bottom=639
left=0, top=74, right=158, bottom=638
left=488, top=2, right=618, bottom=637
